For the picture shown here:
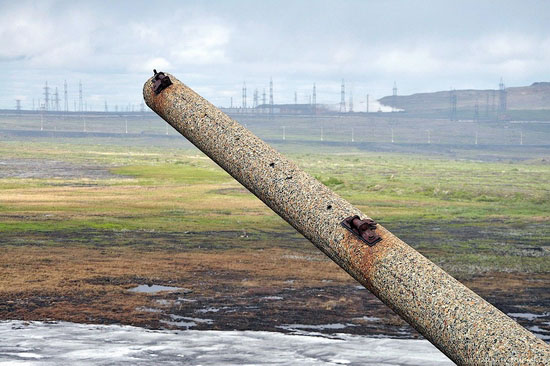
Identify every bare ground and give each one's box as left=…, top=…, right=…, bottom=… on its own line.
left=0, top=240, right=548, bottom=341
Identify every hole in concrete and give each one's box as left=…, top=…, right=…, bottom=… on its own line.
left=235, top=137, right=240, bottom=141
left=269, top=163, right=275, bottom=167
left=327, top=205, right=332, bottom=210
left=286, top=176, right=292, bottom=180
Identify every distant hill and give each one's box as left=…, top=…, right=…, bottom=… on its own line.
left=379, top=82, right=550, bottom=114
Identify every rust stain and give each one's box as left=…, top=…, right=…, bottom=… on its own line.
left=338, top=226, right=394, bottom=293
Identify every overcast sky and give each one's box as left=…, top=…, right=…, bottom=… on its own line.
left=1, top=0, right=549, bottom=110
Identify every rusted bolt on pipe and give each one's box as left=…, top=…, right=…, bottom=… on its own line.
left=143, top=71, right=550, bottom=365
left=341, top=215, right=381, bottom=246
left=152, top=70, right=172, bottom=95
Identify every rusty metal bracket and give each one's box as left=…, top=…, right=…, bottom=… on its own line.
left=341, top=215, right=381, bottom=246
left=152, top=69, right=173, bottom=95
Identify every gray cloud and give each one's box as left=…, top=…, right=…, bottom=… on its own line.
left=1, top=0, right=549, bottom=109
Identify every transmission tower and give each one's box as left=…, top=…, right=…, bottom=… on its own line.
left=349, top=91, right=353, bottom=113
left=339, top=79, right=346, bottom=113
left=474, top=101, right=479, bottom=123
left=15, top=99, right=21, bottom=112
left=262, top=88, right=266, bottom=106
left=54, top=87, right=60, bottom=111
left=104, top=100, right=108, bottom=112
left=366, top=94, right=369, bottom=113
left=63, top=80, right=68, bottom=112
left=43, top=81, right=50, bottom=111
left=312, top=83, right=316, bottom=114
left=78, top=81, right=83, bottom=112
left=269, top=78, right=274, bottom=114
left=253, top=89, right=258, bottom=108
left=294, top=91, right=297, bottom=105
left=392, top=81, right=397, bottom=112
left=498, top=77, right=507, bottom=117
left=242, top=81, right=247, bottom=109
left=449, top=88, right=457, bottom=121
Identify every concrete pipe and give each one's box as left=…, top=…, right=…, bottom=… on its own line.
left=144, top=71, right=550, bottom=365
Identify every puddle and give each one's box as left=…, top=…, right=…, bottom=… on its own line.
left=262, top=296, right=283, bottom=300
left=279, top=323, right=356, bottom=331
left=529, top=325, right=550, bottom=334
left=507, top=312, right=548, bottom=321
left=196, top=307, right=221, bottom=313
left=171, top=315, right=213, bottom=324
left=178, top=297, right=197, bottom=303
left=155, top=299, right=174, bottom=306
left=161, top=319, right=196, bottom=328
left=128, top=284, right=183, bottom=293
left=353, top=316, right=381, bottom=322
left=529, top=326, right=550, bottom=340
left=161, top=314, right=213, bottom=329
left=135, top=307, right=162, bottom=313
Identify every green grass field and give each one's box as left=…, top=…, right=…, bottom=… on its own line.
left=1, top=132, right=549, bottom=278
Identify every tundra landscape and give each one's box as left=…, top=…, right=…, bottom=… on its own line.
left=2, top=1, right=550, bottom=364
left=1, top=113, right=549, bottom=345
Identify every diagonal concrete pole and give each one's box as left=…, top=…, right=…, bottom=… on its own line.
left=144, top=72, right=550, bottom=365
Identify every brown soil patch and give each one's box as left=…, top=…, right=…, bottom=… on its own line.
left=0, top=245, right=548, bottom=339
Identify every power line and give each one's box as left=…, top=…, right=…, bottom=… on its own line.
left=242, top=81, right=246, bottom=109
left=339, top=79, right=346, bottom=113
left=269, top=77, right=274, bottom=115
left=253, top=88, right=258, bottom=108
left=64, top=80, right=68, bottom=112
left=43, top=81, right=50, bottom=111
left=54, top=87, right=60, bottom=112
left=491, top=89, right=497, bottom=114
left=78, top=80, right=83, bottom=112
left=312, top=83, right=316, bottom=114
left=498, top=77, right=507, bottom=119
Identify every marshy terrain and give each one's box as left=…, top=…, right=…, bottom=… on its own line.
left=1, top=114, right=549, bottom=341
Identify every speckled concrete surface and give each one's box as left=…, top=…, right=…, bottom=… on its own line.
left=144, top=73, right=550, bottom=365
